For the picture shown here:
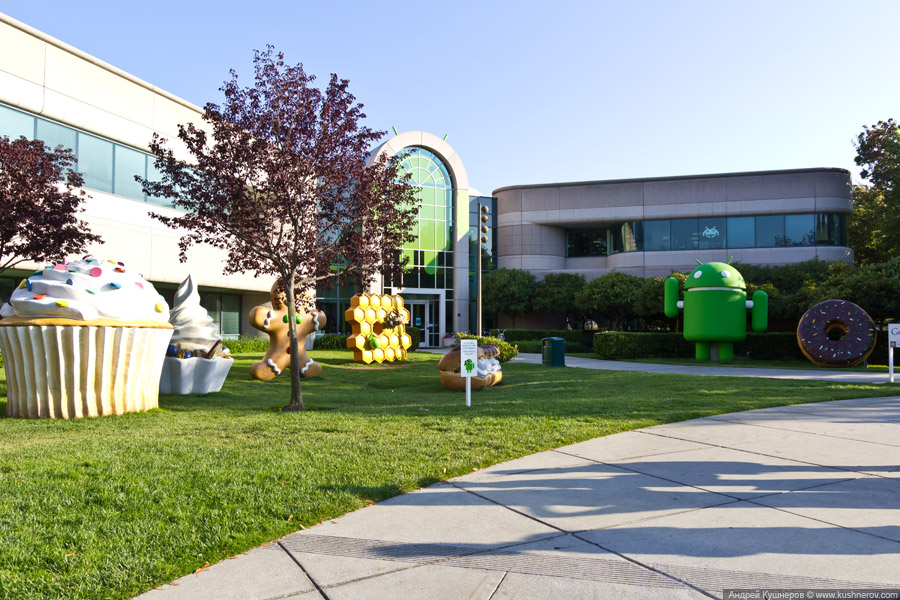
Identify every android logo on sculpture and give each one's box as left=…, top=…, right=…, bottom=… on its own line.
left=664, top=260, right=768, bottom=362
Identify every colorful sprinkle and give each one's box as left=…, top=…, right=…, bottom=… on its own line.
left=118, top=261, right=125, bottom=267
left=108, top=260, right=117, bottom=264
left=56, top=300, right=68, bottom=307
left=155, top=302, right=164, bottom=313
left=33, top=294, right=46, bottom=300
left=135, top=282, right=143, bottom=290
left=33, top=270, right=42, bottom=275
left=115, top=267, right=126, bottom=273
left=109, top=282, right=121, bottom=290
left=86, top=289, right=96, bottom=295
left=89, top=267, right=103, bottom=277
left=53, top=264, right=66, bottom=271
left=66, top=279, right=73, bottom=285
left=27, top=280, right=32, bottom=291
left=17, top=280, right=26, bottom=289
left=83, top=254, right=93, bottom=260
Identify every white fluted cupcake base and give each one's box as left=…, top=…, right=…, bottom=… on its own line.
left=0, top=325, right=173, bottom=419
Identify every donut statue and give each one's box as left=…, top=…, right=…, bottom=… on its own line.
left=438, top=343, right=502, bottom=391
left=248, top=279, right=326, bottom=380
left=797, top=300, right=876, bottom=367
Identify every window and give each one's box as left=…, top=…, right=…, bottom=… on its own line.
left=670, top=218, right=698, bottom=251
left=785, top=214, right=815, bottom=247
left=727, top=217, right=754, bottom=248
left=77, top=133, right=114, bottom=193
left=755, top=215, right=785, bottom=247
left=643, top=220, right=670, bottom=251
left=698, top=217, right=726, bottom=249
left=0, top=104, right=33, bottom=140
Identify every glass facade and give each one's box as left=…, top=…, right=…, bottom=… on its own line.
left=469, top=195, right=498, bottom=333
left=0, top=103, right=173, bottom=206
left=566, top=213, right=848, bottom=257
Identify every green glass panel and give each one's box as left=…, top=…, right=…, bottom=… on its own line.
left=77, top=133, right=113, bottom=193
left=221, top=294, right=241, bottom=335
left=424, top=251, right=437, bottom=274
left=420, top=187, right=435, bottom=205
left=420, top=204, right=434, bottom=220
left=402, top=247, right=415, bottom=264
left=114, top=145, right=146, bottom=201
left=437, top=223, right=447, bottom=251
left=36, top=118, right=76, bottom=153
left=420, top=219, right=436, bottom=250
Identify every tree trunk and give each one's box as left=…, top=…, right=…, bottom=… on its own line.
left=282, top=276, right=306, bottom=412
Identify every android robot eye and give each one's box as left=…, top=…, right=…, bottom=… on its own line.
left=720, top=270, right=730, bottom=278
left=693, top=271, right=702, bottom=278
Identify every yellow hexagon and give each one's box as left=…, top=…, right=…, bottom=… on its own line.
left=401, top=333, right=411, bottom=349
left=395, top=296, right=404, bottom=310
left=356, top=294, right=370, bottom=308
left=376, top=308, right=387, bottom=322
left=379, top=334, right=389, bottom=348
left=361, top=349, right=374, bottom=364
left=373, top=348, right=385, bottom=363
left=381, top=295, right=393, bottom=309
left=359, top=321, right=372, bottom=336
left=398, top=348, right=407, bottom=360
left=385, top=347, right=396, bottom=361
left=370, top=294, right=381, bottom=308
left=400, top=307, right=410, bottom=324
left=390, top=334, right=399, bottom=347
left=364, top=308, right=377, bottom=323
left=353, top=334, right=368, bottom=350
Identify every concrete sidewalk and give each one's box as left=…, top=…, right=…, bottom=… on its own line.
left=137, top=396, right=900, bottom=600
left=509, top=352, right=898, bottom=384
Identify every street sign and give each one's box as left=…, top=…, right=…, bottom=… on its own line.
left=459, top=338, right=478, bottom=408
left=459, top=339, right=478, bottom=378
left=889, top=324, right=900, bottom=383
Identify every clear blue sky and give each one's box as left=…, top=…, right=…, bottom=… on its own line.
left=4, top=1, right=899, bottom=194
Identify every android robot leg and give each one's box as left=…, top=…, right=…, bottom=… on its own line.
left=695, top=342, right=710, bottom=360
left=718, top=342, right=734, bottom=362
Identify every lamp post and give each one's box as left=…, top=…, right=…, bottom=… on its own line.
left=477, top=203, right=489, bottom=335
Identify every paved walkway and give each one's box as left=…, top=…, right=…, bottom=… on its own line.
left=137, top=393, right=900, bottom=599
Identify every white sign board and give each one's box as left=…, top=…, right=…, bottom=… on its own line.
left=459, top=339, right=478, bottom=378
left=890, top=324, right=900, bottom=348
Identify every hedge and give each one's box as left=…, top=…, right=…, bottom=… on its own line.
left=490, top=328, right=582, bottom=345
left=313, top=334, right=348, bottom=350
left=593, top=332, right=804, bottom=361
left=456, top=333, right=519, bottom=362
left=220, top=336, right=269, bottom=354
left=516, top=340, right=590, bottom=354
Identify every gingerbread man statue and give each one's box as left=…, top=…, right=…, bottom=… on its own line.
left=248, top=278, right=327, bottom=381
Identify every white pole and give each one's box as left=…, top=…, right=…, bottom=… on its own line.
left=890, top=347, right=895, bottom=384
left=466, top=375, right=471, bottom=407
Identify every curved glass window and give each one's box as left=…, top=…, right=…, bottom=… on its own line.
left=565, top=213, right=849, bottom=257
left=396, top=147, right=453, bottom=288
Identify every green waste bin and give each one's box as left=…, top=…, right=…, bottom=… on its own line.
left=542, top=337, right=565, bottom=367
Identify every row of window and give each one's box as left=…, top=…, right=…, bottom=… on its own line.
left=0, top=103, right=174, bottom=207
left=565, top=213, right=848, bottom=258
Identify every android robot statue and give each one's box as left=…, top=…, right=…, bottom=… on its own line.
left=664, top=260, right=768, bottom=362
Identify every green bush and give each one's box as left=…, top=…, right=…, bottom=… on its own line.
left=516, top=340, right=589, bottom=354
left=313, top=334, right=349, bottom=350
left=0, top=348, right=3, bottom=369
left=456, top=333, right=519, bottom=362
left=593, top=331, right=803, bottom=361
left=490, top=329, right=583, bottom=345
left=221, top=336, right=270, bottom=354
left=406, top=327, right=421, bottom=352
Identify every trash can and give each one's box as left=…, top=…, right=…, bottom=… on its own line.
left=542, top=337, right=565, bottom=367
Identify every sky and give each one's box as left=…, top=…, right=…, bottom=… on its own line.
left=3, top=1, right=899, bottom=195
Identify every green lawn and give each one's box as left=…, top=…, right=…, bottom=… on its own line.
left=566, top=353, right=899, bottom=372
left=1, top=350, right=899, bottom=599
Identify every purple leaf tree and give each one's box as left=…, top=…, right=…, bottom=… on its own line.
left=140, top=47, right=417, bottom=411
left=0, top=136, right=101, bottom=278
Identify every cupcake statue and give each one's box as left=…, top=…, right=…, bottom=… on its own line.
left=0, top=257, right=173, bottom=419
left=158, top=275, right=233, bottom=395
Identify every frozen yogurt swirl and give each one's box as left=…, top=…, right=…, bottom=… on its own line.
left=168, top=275, right=221, bottom=352
left=2, top=257, right=170, bottom=322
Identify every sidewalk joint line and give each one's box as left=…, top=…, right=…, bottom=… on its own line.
left=277, top=541, right=332, bottom=600
left=486, top=572, right=508, bottom=600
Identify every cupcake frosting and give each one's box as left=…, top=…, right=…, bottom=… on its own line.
left=168, top=274, right=221, bottom=351
left=2, top=257, right=170, bottom=323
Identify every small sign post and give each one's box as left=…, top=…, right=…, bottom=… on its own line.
left=459, top=339, right=478, bottom=407
left=889, top=324, right=900, bottom=383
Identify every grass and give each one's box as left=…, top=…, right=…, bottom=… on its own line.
left=2, top=350, right=899, bottom=599
left=566, top=353, right=899, bottom=372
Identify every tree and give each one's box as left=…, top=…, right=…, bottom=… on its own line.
left=852, top=119, right=900, bottom=264
left=0, top=136, right=100, bottom=277
left=482, top=268, right=537, bottom=329
left=532, top=272, right=585, bottom=328
left=574, top=271, right=644, bottom=330
left=141, top=48, right=417, bottom=412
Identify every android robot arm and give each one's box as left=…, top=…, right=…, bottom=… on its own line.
left=748, top=290, right=768, bottom=332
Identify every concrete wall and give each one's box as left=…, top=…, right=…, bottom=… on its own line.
left=494, top=168, right=853, bottom=280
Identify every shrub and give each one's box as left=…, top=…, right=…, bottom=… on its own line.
left=0, top=349, right=3, bottom=369
left=406, top=327, right=421, bottom=352
left=516, top=340, right=589, bottom=354
left=313, top=334, right=349, bottom=350
left=456, top=333, right=519, bottom=362
left=593, top=332, right=803, bottom=361
left=221, top=335, right=270, bottom=354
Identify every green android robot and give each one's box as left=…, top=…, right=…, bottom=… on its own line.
left=664, top=260, right=768, bottom=362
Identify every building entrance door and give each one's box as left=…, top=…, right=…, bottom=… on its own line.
left=406, top=299, right=441, bottom=347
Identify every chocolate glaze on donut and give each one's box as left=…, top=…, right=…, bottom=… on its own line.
left=797, top=300, right=876, bottom=367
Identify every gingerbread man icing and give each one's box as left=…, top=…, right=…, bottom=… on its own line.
left=248, top=279, right=326, bottom=381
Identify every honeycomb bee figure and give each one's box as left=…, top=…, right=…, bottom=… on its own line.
left=345, top=294, right=412, bottom=363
